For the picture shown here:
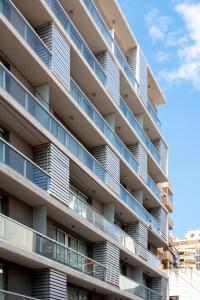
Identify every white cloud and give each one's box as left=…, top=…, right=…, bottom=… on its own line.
left=145, top=9, right=171, bottom=41
left=162, top=2, right=200, bottom=89
left=156, top=51, right=170, bottom=62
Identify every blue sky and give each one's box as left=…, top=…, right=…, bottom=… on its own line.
left=119, top=0, right=200, bottom=238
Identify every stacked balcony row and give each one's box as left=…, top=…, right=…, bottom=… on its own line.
left=0, top=63, right=168, bottom=241
left=0, top=0, right=166, bottom=203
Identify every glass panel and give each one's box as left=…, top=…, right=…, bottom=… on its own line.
left=79, top=292, right=88, bottom=300
left=0, top=214, right=106, bottom=280
left=45, top=0, right=106, bottom=85
left=68, top=287, right=78, bottom=300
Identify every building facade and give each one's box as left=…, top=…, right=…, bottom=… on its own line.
left=157, top=182, right=179, bottom=270
left=0, top=0, right=170, bottom=299
left=174, top=229, right=200, bottom=270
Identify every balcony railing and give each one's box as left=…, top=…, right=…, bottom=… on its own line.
left=0, top=214, right=106, bottom=280
left=69, top=191, right=161, bottom=269
left=120, top=186, right=161, bottom=236
left=0, top=1, right=164, bottom=191
left=0, top=137, right=50, bottom=191
left=0, top=63, right=106, bottom=184
left=147, top=100, right=161, bottom=129
left=0, top=63, right=162, bottom=239
left=147, top=175, right=161, bottom=200
left=120, top=97, right=161, bottom=165
left=82, top=0, right=162, bottom=130
left=147, top=251, right=161, bottom=269
left=70, top=79, right=139, bottom=173
left=0, top=290, right=39, bottom=299
left=0, top=0, right=52, bottom=67
left=44, top=0, right=106, bottom=85
left=119, top=275, right=162, bottom=300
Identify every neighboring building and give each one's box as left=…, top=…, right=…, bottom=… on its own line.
left=165, top=268, right=200, bottom=300
left=174, top=229, right=200, bottom=269
left=157, top=182, right=180, bottom=270
left=0, top=0, right=171, bottom=299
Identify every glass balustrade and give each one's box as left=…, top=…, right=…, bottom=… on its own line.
left=0, top=214, right=106, bottom=280
left=70, top=79, right=138, bottom=173
left=147, top=175, right=161, bottom=201
left=82, top=0, right=162, bottom=130
left=0, top=64, right=106, bottom=183
left=147, top=101, right=161, bottom=129
left=0, top=290, right=39, bottom=300
left=44, top=0, right=106, bottom=85
left=0, top=0, right=163, bottom=189
left=119, top=275, right=162, bottom=300
left=0, top=138, right=50, bottom=191
left=120, top=97, right=161, bottom=165
left=0, top=0, right=51, bottom=67
left=0, top=63, right=162, bottom=239
left=69, top=191, right=161, bottom=268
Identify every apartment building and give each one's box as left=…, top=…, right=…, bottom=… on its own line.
left=165, top=268, right=200, bottom=300
left=0, top=0, right=170, bottom=299
left=157, top=183, right=179, bottom=270
left=174, top=229, right=200, bottom=270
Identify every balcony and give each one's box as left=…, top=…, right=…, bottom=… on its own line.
left=69, top=191, right=161, bottom=269
left=0, top=64, right=163, bottom=240
left=44, top=0, right=106, bottom=86
left=147, top=175, right=161, bottom=201
left=147, top=100, right=161, bottom=129
left=70, top=79, right=139, bottom=173
left=0, top=0, right=52, bottom=67
left=0, top=0, right=166, bottom=197
left=162, top=194, right=173, bottom=213
left=82, top=0, right=162, bottom=131
left=0, top=213, right=106, bottom=280
left=120, top=97, right=161, bottom=166
left=0, top=290, right=39, bottom=299
left=119, top=275, right=162, bottom=300
left=0, top=137, right=50, bottom=191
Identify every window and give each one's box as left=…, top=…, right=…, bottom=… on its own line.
left=68, top=287, right=89, bottom=300
left=53, top=227, right=88, bottom=270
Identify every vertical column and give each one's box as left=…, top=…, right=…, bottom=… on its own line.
left=152, top=139, right=168, bottom=174
left=33, top=269, right=67, bottom=300
left=128, top=143, right=147, bottom=183
left=92, top=241, right=120, bottom=286
left=34, top=143, right=70, bottom=204
left=126, top=221, right=148, bottom=260
left=36, top=22, right=70, bottom=91
left=33, top=206, right=47, bottom=235
left=96, top=51, right=120, bottom=105
left=150, top=207, right=168, bottom=240
left=127, top=47, right=147, bottom=99
left=92, top=145, right=120, bottom=195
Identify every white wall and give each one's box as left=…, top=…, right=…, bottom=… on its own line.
left=165, top=268, right=200, bottom=300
